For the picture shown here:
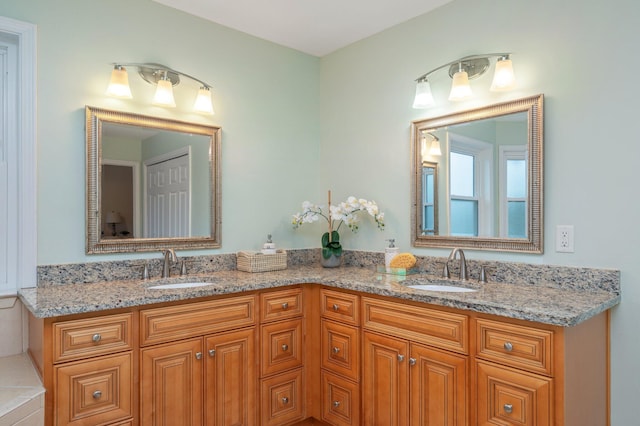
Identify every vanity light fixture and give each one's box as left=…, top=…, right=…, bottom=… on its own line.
left=106, top=63, right=215, bottom=115
left=421, top=131, right=441, bottom=160
left=413, top=53, right=516, bottom=108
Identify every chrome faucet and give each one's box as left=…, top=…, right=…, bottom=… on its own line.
left=443, top=248, right=468, bottom=280
left=161, top=249, right=178, bottom=278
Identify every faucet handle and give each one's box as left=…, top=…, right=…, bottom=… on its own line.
left=442, top=263, right=450, bottom=279
left=142, top=263, right=150, bottom=280
left=479, top=266, right=489, bottom=283
left=180, top=260, right=187, bottom=276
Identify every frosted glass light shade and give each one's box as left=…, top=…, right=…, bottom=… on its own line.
left=106, top=66, right=132, bottom=98
left=193, top=87, right=215, bottom=115
left=429, top=139, right=442, bottom=156
left=448, top=71, right=473, bottom=101
left=490, top=57, right=516, bottom=91
left=413, top=80, right=435, bottom=108
left=153, top=79, right=176, bottom=107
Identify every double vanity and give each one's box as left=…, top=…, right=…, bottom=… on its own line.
left=20, top=255, right=620, bottom=425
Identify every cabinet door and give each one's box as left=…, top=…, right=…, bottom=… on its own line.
left=363, top=331, right=409, bottom=426
left=410, top=343, right=468, bottom=426
left=141, top=338, right=204, bottom=426
left=261, top=318, right=303, bottom=376
left=55, top=352, right=132, bottom=426
left=476, top=360, right=551, bottom=426
left=205, top=328, right=256, bottom=426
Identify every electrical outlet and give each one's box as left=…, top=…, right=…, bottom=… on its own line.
left=556, top=225, right=574, bottom=253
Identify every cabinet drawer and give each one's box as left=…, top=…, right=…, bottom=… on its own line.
left=55, top=352, right=133, bottom=426
left=321, top=289, right=359, bottom=325
left=322, top=370, right=360, bottom=426
left=476, top=360, right=552, bottom=426
left=476, top=318, right=553, bottom=376
left=140, top=295, right=256, bottom=346
left=362, top=297, right=468, bottom=354
left=53, top=313, right=133, bottom=363
left=260, top=368, right=305, bottom=426
left=261, top=318, right=303, bottom=376
left=322, top=319, right=360, bottom=382
left=260, top=288, right=303, bottom=322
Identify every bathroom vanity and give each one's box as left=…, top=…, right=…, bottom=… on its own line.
left=20, top=262, right=619, bottom=426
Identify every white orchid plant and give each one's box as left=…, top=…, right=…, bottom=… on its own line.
left=292, top=193, right=385, bottom=259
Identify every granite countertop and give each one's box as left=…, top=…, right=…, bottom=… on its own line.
left=19, top=265, right=620, bottom=327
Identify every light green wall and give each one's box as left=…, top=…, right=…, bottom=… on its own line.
left=1, top=0, right=321, bottom=262
left=2, top=0, right=640, bottom=423
left=319, top=0, right=640, bottom=424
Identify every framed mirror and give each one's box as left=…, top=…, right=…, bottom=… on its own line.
left=86, top=106, right=221, bottom=254
left=410, top=94, right=543, bottom=252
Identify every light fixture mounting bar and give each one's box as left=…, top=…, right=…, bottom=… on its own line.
left=415, top=53, right=511, bottom=82
left=111, top=62, right=212, bottom=88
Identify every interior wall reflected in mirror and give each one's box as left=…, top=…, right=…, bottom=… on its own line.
left=411, top=95, right=543, bottom=252
left=86, top=106, right=221, bottom=254
left=100, top=123, right=211, bottom=239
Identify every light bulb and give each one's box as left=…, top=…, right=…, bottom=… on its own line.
left=153, top=77, right=176, bottom=107
left=490, top=57, right=516, bottom=91
left=413, top=79, right=434, bottom=108
left=105, top=66, right=132, bottom=99
left=193, top=86, right=215, bottom=115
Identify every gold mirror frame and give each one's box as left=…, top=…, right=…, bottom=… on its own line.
left=86, top=106, right=222, bottom=254
left=410, top=94, right=543, bottom=252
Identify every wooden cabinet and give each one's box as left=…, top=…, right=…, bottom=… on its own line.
left=476, top=360, right=551, bottom=426
left=141, top=338, right=203, bottom=426
left=47, top=312, right=135, bottom=426
left=362, top=297, right=469, bottom=426
left=27, top=282, right=610, bottom=426
left=319, top=289, right=361, bottom=425
left=205, top=328, right=256, bottom=426
left=55, top=352, right=133, bottom=426
left=140, top=295, right=257, bottom=426
left=259, top=287, right=305, bottom=425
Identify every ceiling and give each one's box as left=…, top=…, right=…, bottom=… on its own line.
left=152, top=0, right=453, bottom=57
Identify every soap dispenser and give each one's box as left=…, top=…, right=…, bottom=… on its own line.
left=261, top=234, right=277, bottom=255
left=385, top=239, right=399, bottom=271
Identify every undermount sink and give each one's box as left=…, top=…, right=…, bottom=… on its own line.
left=407, top=284, right=477, bottom=293
left=147, top=282, right=217, bottom=290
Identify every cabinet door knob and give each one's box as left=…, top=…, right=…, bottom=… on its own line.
left=208, top=349, right=216, bottom=357
left=195, top=352, right=202, bottom=360
left=397, top=354, right=405, bottom=362
left=409, top=357, right=416, bottom=366
left=92, top=333, right=101, bottom=343
left=333, top=401, right=341, bottom=408
left=504, top=342, right=514, bottom=352
left=282, top=302, right=289, bottom=310
left=504, top=403, right=513, bottom=414
left=281, top=344, right=289, bottom=351
left=332, top=347, right=340, bottom=354
left=332, top=304, right=340, bottom=311
left=92, top=390, right=102, bottom=399
left=282, top=397, right=289, bottom=404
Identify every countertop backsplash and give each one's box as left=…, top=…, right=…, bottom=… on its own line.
left=35, top=249, right=620, bottom=295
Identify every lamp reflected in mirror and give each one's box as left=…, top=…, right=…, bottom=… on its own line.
left=105, top=211, right=122, bottom=236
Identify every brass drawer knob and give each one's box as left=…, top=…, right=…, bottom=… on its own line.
left=504, top=403, right=513, bottom=414
left=92, top=390, right=102, bottom=399
left=504, top=342, right=514, bottom=352
left=92, top=333, right=102, bottom=343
